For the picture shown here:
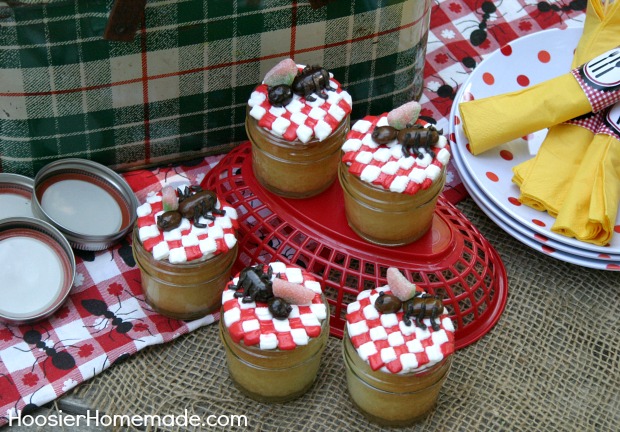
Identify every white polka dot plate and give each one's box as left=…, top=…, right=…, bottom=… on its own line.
left=450, top=26, right=620, bottom=260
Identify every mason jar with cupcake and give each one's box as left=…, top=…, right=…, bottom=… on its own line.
left=133, top=185, right=238, bottom=320
left=246, top=59, right=352, bottom=198
left=219, top=261, right=329, bottom=402
left=343, top=267, right=455, bottom=426
left=339, top=101, right=451, bottom=246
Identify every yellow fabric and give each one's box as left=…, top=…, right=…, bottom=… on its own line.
left=552, top=129, right=620, bottom=245
left=519, top=0, right=620, bottom=245
left=514, top=122, right=598, bottom=217
left=458, top=74, right=589, bottom=155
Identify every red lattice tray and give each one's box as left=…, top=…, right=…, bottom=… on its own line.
left=202, top=143, right=508, bottom=349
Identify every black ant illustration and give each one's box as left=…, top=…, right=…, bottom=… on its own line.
left=111, top=234, right=135, bottom=268
left=537, top=0, right=586, bottom=13
left=531, top=0, right=586, bottom=19
left=457, top=1, right=506, bottom=48
left=426, top=36, right=481, bottom=71
left=436, top=78, right=458, bottom=101
left=81, top=299, right=148, bottom=341
left=12, top=326, right=76, bottom=374
left=444, top=48, right=481, bottom=70
left=471, top=1, right=498, bottom=46
left=426, top=76, right=459, bottom=116
left=518, top=0, right=586, bottom=27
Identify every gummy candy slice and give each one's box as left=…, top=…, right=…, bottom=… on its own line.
left=272, top=277, right=316, bottom=305
left=263, top=59, right=299, bottom=87
left=387, top=101, right=421, bottom=130
left=161, top=186, right=178, bottom=211
left=386, top=267, right=420, bottom=301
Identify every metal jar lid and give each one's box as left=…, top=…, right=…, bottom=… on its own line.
left=0, top=217, right=76, bottom=325
left=31, top=158, right=138, bottom=251
left=0, top=173, right=35, bottom=219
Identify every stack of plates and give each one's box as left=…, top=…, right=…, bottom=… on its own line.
left=449, top=27, right=620, bottom=271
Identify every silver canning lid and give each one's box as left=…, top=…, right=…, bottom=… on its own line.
left=0, top=217, right=76, bottom=325
left=0, top=173, right=35, bottom=220
left=31, top=158, right=138, bottom=251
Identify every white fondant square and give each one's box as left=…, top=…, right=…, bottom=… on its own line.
left=369, top=326, right=388, bottom=341
left=388, top=331, right=405, bottom=347
left=168, top=248, right=187, bottom=264
left=358, top=341, right=378, bottom=361
left=347, top=320, right=369, bottom=337
left=354, top=151, right=373, bottom=164
left=380, top=313, right=399, bottom=329
left=242, top=319, right=260, bottom=332
left=360, top=165, right=381, bottom=183
left=362, top=304, right=380, bottom=320
left=389, top=176, right=409, bottom=193
left=380, top=347, right=397, bottom=363
left=352, top=119, right=372, bottom=133
left=273, top=319, right=291, bottom=332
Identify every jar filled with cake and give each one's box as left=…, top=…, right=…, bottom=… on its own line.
left=343, top=268, right=455, bottom=426
left=219, top=262, right=329, bottom=402
left=246, top=59, right=352, bottom=198
left=339, top=101, right=451, bottom=246
left=133, top=185, right=238, bottom=320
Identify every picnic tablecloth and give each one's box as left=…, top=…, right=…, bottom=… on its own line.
left=0, top=0, right=588, bottom=425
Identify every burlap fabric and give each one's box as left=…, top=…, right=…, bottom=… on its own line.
left=11, top=198, right=619, bottom=432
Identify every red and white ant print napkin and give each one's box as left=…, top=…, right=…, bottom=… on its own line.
left=0, top=156, right=224, bottom=425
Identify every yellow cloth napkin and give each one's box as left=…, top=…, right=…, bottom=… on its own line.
left=552, top=107, right=620, bottom=245
left=459, top=73, right=590, bottom=155
left=511, top=0, right=617, bottom=215
left=512, top=115, right=602, bottom=217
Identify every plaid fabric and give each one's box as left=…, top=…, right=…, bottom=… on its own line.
left=0, top=0, right=431, bottom=177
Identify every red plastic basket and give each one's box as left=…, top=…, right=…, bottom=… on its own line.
left=202, top=143, right=508, bottom=350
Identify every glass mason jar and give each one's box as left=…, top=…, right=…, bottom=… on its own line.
left=342, top=327, right=452, bottom=427
left=338, top=161, right=445, bottom=246
left=219, top=297, right=330, bottom=403
left=132, top=228, right=238, bottom=320
left=246, top=113, right=350, bottom=199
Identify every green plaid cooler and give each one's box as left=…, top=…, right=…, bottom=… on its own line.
left=0, top=0, right=431, bottom=176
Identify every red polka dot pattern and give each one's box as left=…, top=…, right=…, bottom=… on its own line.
left=508, top=197, right=521, bottom=206
left=482, top=73, right=495, bottom=85
left=500, top=150, right=513, bottom=160
left=517, top=75, right=530, bottom=87
left=538, top=50, right=551, bottom=63
left=542, top=245, right=555, bottom=253
left=532, top=219, right=546, bottom=227
left=486, top=172, right=499, bottom=182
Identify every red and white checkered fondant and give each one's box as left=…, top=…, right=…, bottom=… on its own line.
left=341, top=114, right=451, bottom=196
left=346, top=287, right=455, bottom=374
left=136, top=189, right=239, bottom=264
left=222, top=262, right=327, bottom=351
left=247, top=70, right=352, bottom=143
